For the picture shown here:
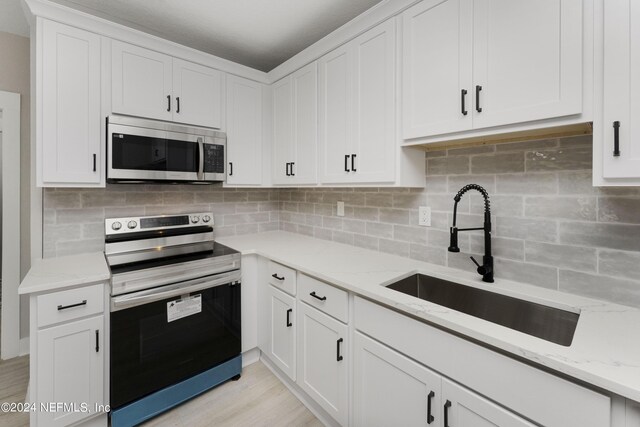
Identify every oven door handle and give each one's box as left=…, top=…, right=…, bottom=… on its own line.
left=197, top=137, right=204, bottom=181
left=111, top=270, right=240, bottom=311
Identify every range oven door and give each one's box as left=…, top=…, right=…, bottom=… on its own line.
left=110, top=272, right=241, bottom=409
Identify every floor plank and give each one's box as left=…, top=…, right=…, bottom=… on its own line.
left=0, top=355, right=30, bottom=427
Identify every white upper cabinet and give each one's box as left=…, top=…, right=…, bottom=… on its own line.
left=272, top=62, right=318, bottom=185
left=402, top=0, right=583, bottom=140
left=226, top=75, right=263, bottom=185
left=111, top=41, right=173, bottom=121
left=112, top=41, right=223, bottom=128
left=319, top=20, right=396, bottom=184
left=402, top=0, right=473, bottom=139
left=601, top=0, right=640, bottom=180
left=40, top=19, right=102, bottom=187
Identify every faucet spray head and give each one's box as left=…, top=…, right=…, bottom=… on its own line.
left=448, top=227, right=460, bottom=252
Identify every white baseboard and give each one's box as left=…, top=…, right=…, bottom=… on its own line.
left=19, top=337, right=29, bottom=356
left=241, top=348, right=260, bottom=367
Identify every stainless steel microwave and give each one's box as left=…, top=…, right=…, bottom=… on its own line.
left=107, top=115, right=226, bottom=183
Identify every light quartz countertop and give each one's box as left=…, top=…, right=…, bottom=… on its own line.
left=19, top=252, right=110, bottom=295
left=218, top=231, right=640, bottom=403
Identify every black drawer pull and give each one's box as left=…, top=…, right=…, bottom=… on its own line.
left=229, top=162, right=233, bottom=176
left=475, top=85, right=482, bottom=113
left=427, top=391, right=435, bottom=424
left=176, top=96, right=180, bottom=113
left=444, top=400, right=452, bottom=427
left=167, top=95, right=171, bottom=112
left=272, top=273, right=285, bottom=281
left=286, top=163, right=291, bottom=176
left=286, top=308, right=293, bottom=327
left=461, top=89, right=468, bottom=116
left=95, top=330, right=99, bottom=353
left=336, top=338, right=344, bottom=361
left=92, top=154, right=97, bottom=172
left=310, top=291, right=326, bottom=301
left=344, top=154, right=350, bottom=172
left=57, top=300, right=87, bottom=311
left=290, top=162, right=295, bottom=176
left=613, top=121, right=621, bottom=157
left=351, top=154, right=356, bottom=172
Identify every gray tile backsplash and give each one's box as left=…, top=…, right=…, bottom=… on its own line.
left=42, top=135, right=640, bottom=308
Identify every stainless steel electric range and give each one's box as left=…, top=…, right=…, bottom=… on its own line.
left=105, top=212, right=242, bottom=427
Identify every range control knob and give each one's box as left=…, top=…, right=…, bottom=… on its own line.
left=191, top=215, right=200, bottom=224
left=202, top=215, right=212, bottom=223
left=111, top=221, right=122, bottom=231
left=127, top=220, right=138, bottom=229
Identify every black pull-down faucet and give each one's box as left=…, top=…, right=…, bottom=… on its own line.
left=448, top=184, right=494, bottom=283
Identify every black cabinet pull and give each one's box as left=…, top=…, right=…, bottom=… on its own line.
left=461, top=89, right=468, bottom=116
left=613, top=121, right=621, bottom=157
left=176, top=96, right=180, bottom=113
left=57, top=300, right=87, bottom=311
left=272, top=273, right=285, bottom=281
left=167, top=95, right=171, bottom=112
left=92, top=154, right=96, bottom=172
left=344, top=154, right=351, bottom=172
left=229, top=162, right=233, bottom=176
left=286, top=308, right=293, bottom=327
left=286, top=163, right=291, bottom=176
left=310, top=291, right=327, bottom=301
left=475, top=85, right=482, bottom=112
left=427, top=391, right=435, bottom=424
left=290, top=162, right=295, bottom=176
left=351, top=154, right=356, bottom=172
left=336, top=338, right=344, bottom=361
left=444, top=400, right=452, bottom=427
left=95, top=330, right=99, bottom=353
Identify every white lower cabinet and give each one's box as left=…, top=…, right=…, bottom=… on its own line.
left=36, top=315, right=104, bottom=427
left=297, top=302, right=348, bottom=426
left=267, top=284, right=297, bottom=380
left=353, top=332, right=441, bottom=427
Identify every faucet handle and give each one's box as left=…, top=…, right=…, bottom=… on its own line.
left=470, top=256, right=488, bottom=275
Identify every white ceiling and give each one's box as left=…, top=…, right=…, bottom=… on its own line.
left=47, top=0, right=385, bottom=72
left=0, top=0, right=30, bottom=37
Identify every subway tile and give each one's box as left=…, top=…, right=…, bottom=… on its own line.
left=496, top=217, right=557, bottom=243
left=409, top=244, right=446, bottom=266
left=235, top=223, right=259, bottom=235
left=379, top=208, right=410, bottom=225
left=427, top=194, right=468, bottom=213
left=305, top=214, right=323, bottom=227
left=472, top=152, right=525, bottom=174
left=447, top=250, right=482, bottom=274
left=297, top=224, right=315, bottom=237
left=343, top=218, right=366, bottom=234
left=560, top=222, right=640, bottom=251
left=56, top=208, right=104, bottom=224
left=82, top=223, right=105, bottom=240
left=558, top=171, right=597, bottom=195
left=393, top=192, right=427, bottom=209
left=525, top=147, right=591, bottom=172
left=559, top=270, right=640, bottom=308
left=44, top=191, right=81, bottom=209
left=44, top=224, right=82, bottom=244
left=495, top=138, right=558, bottom=152
left=194, top=192, right=224, bottom=204
left=259, top=222, right=279, bottom=232
left=427, top=156, right=470, bottom=176
left=525, top=241, right=597, bottom=272
left=314, top=227, right=333, bottom=241
left=365, top=192, right=393, bottom=207
left=350, top=206, right=379, bottom=221
left=223, top=191, right=249, bottom=202
left=82, top=191, right=126, bottom=207
left=163, top=192, right=195, bottom=205
left=323, top=216, right=343, bottom=230
left=332, top=231, right=354, bottom=245
left=447, top=145, right=495, bottom=156
left=366, top=222, right=393, bottom=239
left=56, top=238, right=104, bottom=257
left=248, top=191, right=271, bottom=202
left=558, top=134, right=592, bottom=147
left=379, top=239, right=410, bottom=258
left=236, top=203, right=260, bottom=213
left=448, top=175, right=496, bottom=194
left=525, top=196, right=597, bottom=221
left=282, top=222, right=298, bottom=233
left=493, top=259, right=558, bottom=289
left=496, top=173, right=558, bottom=195
left=471, top=194, right=523, bottom=217
left=393, top=225, right=427, bottom=245
left=224, top=212, right=270, bottom=225
left=598, top=250, right=640, bottom=281
left=598, top=197, right=640, bottom=224
left=424, top=175, right=448, bottom=193
left=282, top=202, right=299, bottom=212
left=353, top=234, right=379, bottom=251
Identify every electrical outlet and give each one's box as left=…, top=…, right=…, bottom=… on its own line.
left=418, top=206, right=431, bottom=227
left=337, top=201, right=345, bottom=217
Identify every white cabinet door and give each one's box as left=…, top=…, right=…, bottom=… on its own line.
left=37, top=315, right=104, bottom=427
left=41, top=20, right=101, bottom=186
left=353, top=332, right=442, bottom=427
left=472, top=0, right=583, bottom=129
left=226, top=75, right=263, bottom=185
left=351, top=19, right=396, bottom=183
left=267, top=285, right=296, bottom=380
left=291, top=62, right=318, bottom=185
left=297, top=302, right=348, bottom=426
left=172, top=58, right=222, bottom=128
left=402, top=0, right=473, bottom=139
left=442, top=379, right=534, bottom=427
left=111, top=41, right=173, bottom=121
left=272, top=76, right=294, bottom=185
left=602, top=0, right=640, bottom=178
left=318, top=44, right=353, bottom=184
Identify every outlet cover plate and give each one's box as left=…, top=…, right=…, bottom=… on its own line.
left=337, top=201, right=345, bottom=217
left=419, top=206, right=431, bottom=227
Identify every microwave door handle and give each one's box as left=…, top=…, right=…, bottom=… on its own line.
left=197, top=138, right=204, bottom=180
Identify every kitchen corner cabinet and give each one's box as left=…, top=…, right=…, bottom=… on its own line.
left=402, top=0, right=583, bottom=140
left=599, top=0, right=640, bottom=181
left=318, top=19, right=396, bottom=184
left=39, top=19, right=102, bottom=187
left=226, top=75, right=263, bottom=185
left=272, top=62, right=318, bottom=185
left=266, top=284, right=297, bottom=380
left=111, top=41, right=222, bottom=128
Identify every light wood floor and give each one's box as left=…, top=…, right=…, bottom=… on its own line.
left=0, top=356, right=321, bottom=427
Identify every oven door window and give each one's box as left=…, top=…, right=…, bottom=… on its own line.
left=111, top=133, right=198, bottom=173
left=110, top=283, right=241, bottom=409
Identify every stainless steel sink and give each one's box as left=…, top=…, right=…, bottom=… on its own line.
left=386, top=274, right=579, bottom=346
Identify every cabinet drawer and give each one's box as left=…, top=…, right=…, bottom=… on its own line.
left=267, top=261, right=296, bottom=296
left=298, top=274, right=348, bottom=323
left=37, top=284, right=104, bottom=328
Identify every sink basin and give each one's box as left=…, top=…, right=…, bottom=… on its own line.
left=386, top=274, right=579, bottom=346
